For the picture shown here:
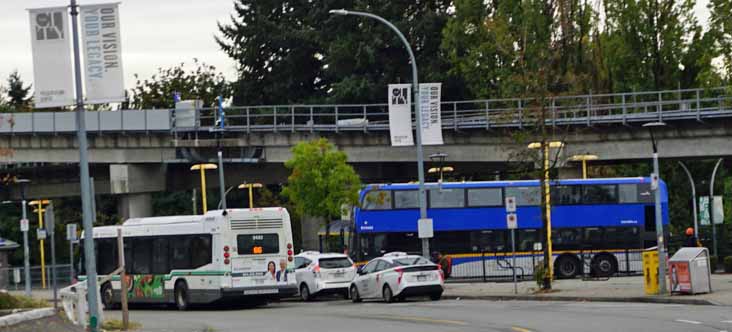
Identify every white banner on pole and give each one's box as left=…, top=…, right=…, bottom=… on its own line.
left=28, top=6, right=75, bottom=108
left=418, top=83, right=443, bottom=145
left=388, top=84, right=414, bottom=146
left=80, top=3, right=125, bottom=104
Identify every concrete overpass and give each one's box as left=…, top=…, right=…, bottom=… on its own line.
left=0, top=87, right=730, bottom=217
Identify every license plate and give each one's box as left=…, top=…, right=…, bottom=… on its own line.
left=417, top=275, right=427, bottom=282
left=332, top=272, right=345, bottom=278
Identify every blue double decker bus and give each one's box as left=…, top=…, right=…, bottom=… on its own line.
left=352, top=177, right=668, bottom=279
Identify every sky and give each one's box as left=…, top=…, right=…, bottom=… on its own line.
left=0, top=0, right=714, bottom=93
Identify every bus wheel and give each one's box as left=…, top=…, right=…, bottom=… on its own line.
left=174, top=280, right=189, bottom=311
left=554, top=255, right=581, bottom=279
left=591, top=254, right=617, bottom=277
left=101, top=282, right=116, bottom=310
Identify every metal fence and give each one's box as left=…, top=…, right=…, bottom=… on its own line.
left=448, top=249, right=642, bottom=282
left=0, top=264, right=74, bottom=290
left=0, top=87, right=729, bottom=135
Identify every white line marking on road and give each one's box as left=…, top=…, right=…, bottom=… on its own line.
left=722, top=321, right=732, bottom=324
left=675, top=319, right=702, bottom=325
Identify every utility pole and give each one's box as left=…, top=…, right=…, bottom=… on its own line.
left=643, top=122, right=667, bottom=295
left=70, top=0, right=101, bottom=329
left=17, top=179, right=31, bottom=296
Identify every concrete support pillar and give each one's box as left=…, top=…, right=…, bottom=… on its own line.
left=301, top=216, right=323, bottom=251
left=118, top=193, right=153, bottom=220
left=110, top=164, right=165, bottom=220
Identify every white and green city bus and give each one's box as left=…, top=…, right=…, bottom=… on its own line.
left=78, top=208, right=298, bottom=310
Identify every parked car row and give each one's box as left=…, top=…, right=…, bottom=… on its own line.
left=293, top=251, right=444, bottom=303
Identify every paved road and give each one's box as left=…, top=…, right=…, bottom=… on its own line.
left=105, top=299, right=732, bottom=332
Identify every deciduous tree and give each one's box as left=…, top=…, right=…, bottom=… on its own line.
left=282, top=138, right=360, bottom=250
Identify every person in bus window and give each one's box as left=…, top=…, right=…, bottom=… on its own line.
left=276, top=259, right=288, bottom=282
left=267, top=261, right=277, bottom=281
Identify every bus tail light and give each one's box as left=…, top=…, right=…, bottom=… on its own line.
left=395, top=267, right=404, bottom=285
left=287, top=243, right=293, bottom=262
left=224, top=258, right=230, bottom=265
left=224, top=252, right=230, bottom=258
left=224, top=245, right=231, bottom=264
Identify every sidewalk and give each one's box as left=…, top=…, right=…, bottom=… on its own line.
left=443, top=274, right=732, bottom=305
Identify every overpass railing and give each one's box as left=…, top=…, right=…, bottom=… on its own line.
left=0, top=87, right=730, bottom=135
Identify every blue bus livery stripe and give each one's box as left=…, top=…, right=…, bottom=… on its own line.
left=355, top=203, right=668, bottom=233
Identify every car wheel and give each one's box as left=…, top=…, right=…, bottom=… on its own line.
left=555, top=255, right=581, bottom=279
left=300, top=284, right=312, bottom=302
left=592, top=254, right=618, bottom=277
left=174, top=280, right=189, bottom=311
left=429, top=292, right=442, bottom=301
left=101, top=282, right=116, bottom=310
left=382, top=285, right=394, bottom=303
left=350, top=285, right=362, bottom=303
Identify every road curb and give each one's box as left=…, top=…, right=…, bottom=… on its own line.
left=443, top=294, right=720, bottom=306
left=0, top=307, right=56, bottom=327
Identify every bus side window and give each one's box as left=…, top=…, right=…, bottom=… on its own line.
left=191, top=235, right=212, bottom=268
left=132, top=238, right=153, bottom=275
left=152, top=238, right=170, bottom=275
left=517, top=229, right=539, bottom=251
left=172, top=236, right=192, bottom=270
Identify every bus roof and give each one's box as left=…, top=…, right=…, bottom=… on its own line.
left=362, top=177, right=655, bottom=192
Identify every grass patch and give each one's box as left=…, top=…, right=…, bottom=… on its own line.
left=101, top=319, right=142, bottom=331
left=0, top=292, right=49, bottom=309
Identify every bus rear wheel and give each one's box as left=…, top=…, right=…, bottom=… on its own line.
left=174, top=281, right=189, bottom=311
left=101, top=282, right=116, bottom=310
left=554, top=255, right=581, bottom=279
left=591, top=254, right=618, bottom=277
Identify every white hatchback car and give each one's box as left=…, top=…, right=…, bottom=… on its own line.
left=349, top=252, right=444, bottom=303
left=294, top=251, right=356, bottom=301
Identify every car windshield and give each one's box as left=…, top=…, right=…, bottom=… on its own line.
left=319, top=257, right=352, bottom=269
left=392, top=257, right=431, bottom=266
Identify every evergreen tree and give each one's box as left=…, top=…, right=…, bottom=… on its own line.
left=5, top=70, right=32, bottom=112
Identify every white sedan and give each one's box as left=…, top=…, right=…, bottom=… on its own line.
left=349, top=252, right=444, bottom=303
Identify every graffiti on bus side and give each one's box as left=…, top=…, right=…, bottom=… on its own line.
left=124, top=275, right=164, bottom=299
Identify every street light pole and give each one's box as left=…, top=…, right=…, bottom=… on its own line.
left=709, top=158, right=723, bottom=260
left=70, top=0, right=101, bottom=328
left=643, top=122, right=667, bottom=295
left=677, top=161, right=698, bottom=237
left=330, top=9, right=430, bottom=258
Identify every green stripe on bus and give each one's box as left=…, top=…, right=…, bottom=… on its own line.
left=78, top=270, right=230, bottom=281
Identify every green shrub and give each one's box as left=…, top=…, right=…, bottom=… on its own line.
left=0, top=292, right=48, bottom=310
left=534, top=262, right=547, bottom=288
left=710, top=256, right=718, bottom=273
left=723, top=256, right=732, bottom=273
left=102, top=319, right=142, bottom=331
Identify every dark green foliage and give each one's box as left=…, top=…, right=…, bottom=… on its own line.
left=130, top=59, right=229, bottom=109
left=217, top=0, right=467, bottom=104
left=724, top=256, right=732, bottom=273
left=3, top=70, right=32, bottom=112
